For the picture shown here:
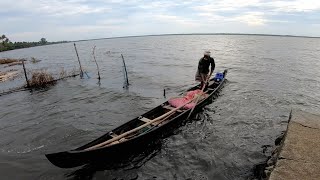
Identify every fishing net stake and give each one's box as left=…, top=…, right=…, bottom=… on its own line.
left=73, top=43, right=84, bottom=78
left=21, top=60, right=30, bottom=87
left=121, top=54, right=129, bottom=88
left=92, top=46, right=101, bottom=81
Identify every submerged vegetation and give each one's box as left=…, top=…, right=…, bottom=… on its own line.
left=30, top=57, right=41, bottom=64
left=29, top=70, right=55, bottom=87
left=0, top=34, right=69, bottom=52
left=59, top=67, right=67, bottom=79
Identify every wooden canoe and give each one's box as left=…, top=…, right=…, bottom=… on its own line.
left=45, top=70, right=228, bottom=168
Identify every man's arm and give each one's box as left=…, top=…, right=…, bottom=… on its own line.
left=209, top=58, right=215, bottom=78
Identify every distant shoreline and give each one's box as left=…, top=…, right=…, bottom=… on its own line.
left=75, top=33, right=320, bottom=42
left=0, top=40, right=70, bottom=53
left=1, top=33, right=318, bottom=53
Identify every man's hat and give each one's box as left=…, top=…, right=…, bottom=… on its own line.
left=204, top=51, right=211, bottom=56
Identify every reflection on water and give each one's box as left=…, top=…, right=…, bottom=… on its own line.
left=0, top=35, right=320, bottom=179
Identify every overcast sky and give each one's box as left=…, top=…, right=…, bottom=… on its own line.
left=2, top=0, right=320, bottom=42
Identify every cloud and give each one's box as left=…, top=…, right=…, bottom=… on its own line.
left=193, top=0, right=320, bottom=13
left=138, top=1, right=179, bottom=10
left=193, top=0, right=262, bottom=12
left=0, top=0, right=110, bottom=16
left=152, top=14, right=199, bottom=27
left=193, top=0, right=320, bottom=26
left=97, top=19, right=128, bottom=26
left=234, top=12, right=266, bottom=26
left=265, top=0, right=320, bottom=13
left=2, top=0, right=320, bottom=41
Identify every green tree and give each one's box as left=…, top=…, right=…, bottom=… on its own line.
left=0, top=34, right=68, bottom=52
left=0, top=35, right=11, bottom=51
left=40, top=38, right=47, bottom=45
left=0, top=34, right=7, bottom=43
left=0, top=43, right=4, bottom=51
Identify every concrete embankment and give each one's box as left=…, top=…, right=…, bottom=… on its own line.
left=269, top=110, right=320, bottom=180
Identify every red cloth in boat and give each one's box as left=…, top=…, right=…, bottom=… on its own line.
left=168, top=89, right=202, bottom=109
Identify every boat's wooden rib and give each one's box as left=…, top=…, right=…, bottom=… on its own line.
left=45, top=70, right=228, bottom=168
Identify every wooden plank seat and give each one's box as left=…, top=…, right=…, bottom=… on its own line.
left=139, top=117, right=159, bottom=126
left=108, top=132, right=117, bottom=138
left=162, top=105, right=184, bottom=112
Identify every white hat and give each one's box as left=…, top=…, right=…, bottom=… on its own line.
left=204, top=51, right=211, bottom=56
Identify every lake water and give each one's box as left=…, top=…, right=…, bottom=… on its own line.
left=0, top=35, right=320, bottom=179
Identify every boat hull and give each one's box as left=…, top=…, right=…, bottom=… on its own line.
left=46, top=70, right=227, bottom=168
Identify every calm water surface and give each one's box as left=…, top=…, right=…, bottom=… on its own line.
left=0, top=35, right=320, bottom=179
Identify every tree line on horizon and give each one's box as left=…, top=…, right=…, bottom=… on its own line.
left=0, top=34, right=69, bottom=52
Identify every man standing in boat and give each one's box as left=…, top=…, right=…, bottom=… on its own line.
left=195, top=50, right=215, bottom=88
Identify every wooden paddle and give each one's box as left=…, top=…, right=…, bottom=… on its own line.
left=186, top=73, right=212, bottom=119
left=85, top=95, right=199, bottom=151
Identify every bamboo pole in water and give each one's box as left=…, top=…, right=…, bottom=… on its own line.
left=21, top=60, right=30, bottom=87
left=121, top=54, right=129, bottom=88
left=73, top=43, right=84, bottom=78
left=92, top=46, right=101, bottom=80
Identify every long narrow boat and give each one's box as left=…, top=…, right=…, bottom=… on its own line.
left=46, top=70, right=227, bottom=168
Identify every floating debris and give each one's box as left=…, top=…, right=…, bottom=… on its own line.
left=0, top=58, right=19, bottom=64
left=0, top=70, right=19, bottom=82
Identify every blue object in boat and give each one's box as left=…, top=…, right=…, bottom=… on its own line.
left=213, top=72, right=224, bottom=81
